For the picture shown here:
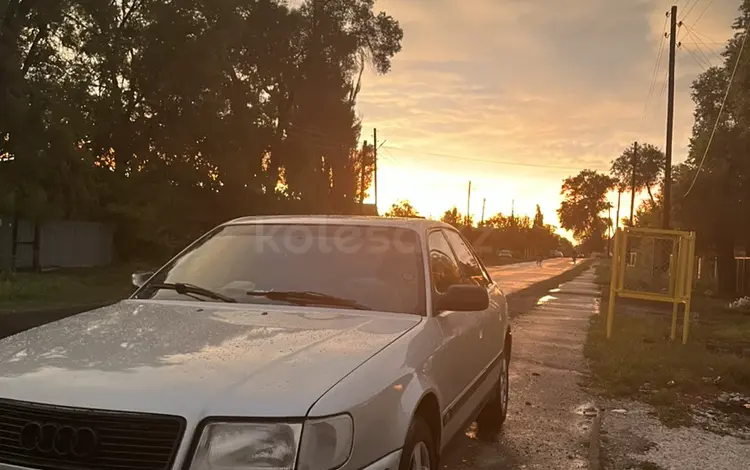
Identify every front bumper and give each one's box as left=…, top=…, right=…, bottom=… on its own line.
left=1, top=451, right=405, bottom=470
left=361, top=449, right=403, bottom=470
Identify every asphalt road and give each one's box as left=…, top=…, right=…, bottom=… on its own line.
left=442, top=263, right=599, bottom=469
left=487, top=258, right=580, bottom=296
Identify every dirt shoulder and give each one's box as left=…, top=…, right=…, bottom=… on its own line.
left=585, top=268, right=750, bottom=469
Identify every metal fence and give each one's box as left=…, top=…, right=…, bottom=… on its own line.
left=691, top=256, right=749, bottom=297
left=736, top=257, right=750, bottom=296
left=0, top=218, right=113, bottom=271
left=607, top=227, right=696, bottom=344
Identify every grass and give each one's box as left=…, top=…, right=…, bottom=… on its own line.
left=0, top=264, right=149, bottom=313
left=594, top=258, right=612, bottom=286
left=585, top=300, right=750, bottom=427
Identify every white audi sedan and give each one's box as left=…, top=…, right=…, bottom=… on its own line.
left=0, top=216, right=512, bottom=470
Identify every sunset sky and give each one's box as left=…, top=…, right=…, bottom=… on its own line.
left=355, top=0, right=738, bottom=237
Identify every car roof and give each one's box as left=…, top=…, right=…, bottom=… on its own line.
left=223, top=215, right=454, bottom=232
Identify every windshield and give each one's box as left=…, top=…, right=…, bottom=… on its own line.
left=133, top=223, right=426, bottom=315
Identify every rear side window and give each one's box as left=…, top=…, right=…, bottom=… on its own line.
left=443, top=230, right=490, bottom=287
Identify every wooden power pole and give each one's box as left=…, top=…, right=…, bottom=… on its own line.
left=466, top=181, right=472, bottom=226
left=630, top=141, right=638, bottom=226
left=480, top=198, right=486, bottom=226
left=373, top=129, right=378, bottom=210
left=663, top=4, right=677, bottom=229
left=360, top=140, right=367, bottom=205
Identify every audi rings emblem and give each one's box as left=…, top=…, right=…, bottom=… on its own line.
left=19, top=422, right=99, bottom=457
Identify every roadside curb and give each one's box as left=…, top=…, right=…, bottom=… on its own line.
left=588, top=407, right=603, bottom=470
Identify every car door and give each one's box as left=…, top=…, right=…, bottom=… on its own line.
left=426, top=230, right=486, bottom=438
left=442, top=229, right=507, bottom=376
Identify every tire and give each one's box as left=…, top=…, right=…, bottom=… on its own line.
left=476, top=350, right=510, bottom=434
left=398, top=416, right=437, bottom=470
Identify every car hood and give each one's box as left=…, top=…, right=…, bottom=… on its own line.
left=0, top=300, right=420, bottom=419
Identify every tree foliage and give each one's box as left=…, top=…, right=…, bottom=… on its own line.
left=0, top=0, right=403, bottom=258
left=533, top=204, right=544, bottom=228
left=558, top=170, right=615, bottom=248
left=440, top=207, right=472, bottom=228
left=610, top=143, right=666, bottom=203
left=632, top=2, right=750, bottom=296
left=675, top=2, right=750, bottom=296
left=469, top=206, right=571, bottom=256
left=384, top=199, right=419, bottom=218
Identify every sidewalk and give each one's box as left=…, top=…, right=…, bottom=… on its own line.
left=442, top=265, right=600, bottom=469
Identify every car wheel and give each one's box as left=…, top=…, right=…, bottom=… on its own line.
left=477, top=351, right=510, bottom=433
left=399, top=416, right=437, bottom=470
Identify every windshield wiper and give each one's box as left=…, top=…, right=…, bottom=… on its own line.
left=150, top=282, right=237, bottom=303
left=245, top=290, right=372, bottom=310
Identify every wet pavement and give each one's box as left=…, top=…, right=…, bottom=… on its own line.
left=487, top=258, right=580, bottom=295
left=442, top=266, right=600, bottom=469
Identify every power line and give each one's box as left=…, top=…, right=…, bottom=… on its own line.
left=684, top=18, right=749, bottom=197
left=683, top=31, right=716, bottom=67
left=381, top=145, right=608, bottom=172
left=691, top=0, right=715, bottom=28
left=681, top=40, right=726, bottom=45
left=688, top=25, right=721, bottom=44
left=681, top=0, right=701, bottom=23
left=682, top=23, right=722, bottom=63
left=680, top=42, right=710, bottom=71
left=271, top=123, right=606, bottom=174
left=643, top=13, right=670, bottom=119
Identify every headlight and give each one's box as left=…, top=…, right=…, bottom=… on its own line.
left=189, top=422, right=302, bottom=470
left=297, top=414, right=353, bottom=470
left=187, top=415, right=353, bottom=470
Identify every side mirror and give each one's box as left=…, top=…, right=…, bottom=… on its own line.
left=436, top=284, right=489, bottom=312
left=132, top=271, right=155, bottom=288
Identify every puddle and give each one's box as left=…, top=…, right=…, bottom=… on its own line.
left=536, top=294, right=558, bottom=305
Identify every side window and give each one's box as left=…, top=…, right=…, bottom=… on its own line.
left=427, top=231, right=462, bottom=294
left=443, top=230, right=490, bottom=287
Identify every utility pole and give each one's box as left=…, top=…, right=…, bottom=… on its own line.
left=480, top=198, right=486, bottom=226
left=663, top=5, right=677, bottom=229
left=630, top=141, right=638, bottom=226
left=615, top=188, right=622, bottom=231
left=359, top=140, right=368, bottom=206
left=511, top=199, right=515, bottom=227
left=466, top=181, right=472, bottom=226
left=373, top=129, right=378, bottom=210
left=608, top=206, right=612, bottom=256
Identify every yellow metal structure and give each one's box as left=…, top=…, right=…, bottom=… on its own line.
left=606, top=227, right=696, bottom=344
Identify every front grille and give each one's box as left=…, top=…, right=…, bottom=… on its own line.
left=0, top=398, right=186, bottom=470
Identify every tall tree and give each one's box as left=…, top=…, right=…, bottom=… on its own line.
left=533, top=204, right=544, bottom=228
left=610, top=143, right=666, bottom=204
left=669, top=1, right=750, bottom=296
left=441, top=207, right=471, bottom=227
left=0, top=0, right=404, bottom=259
left=384, top=200, right=419, bottom=218
left=557, top=170, right=616, bottom=249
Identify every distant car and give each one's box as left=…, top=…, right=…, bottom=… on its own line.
left=498, top=249, right=513, bottom=258
left=550, top=250, right=563, bottom=258
left=0, top=216, right=512, bottom=470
